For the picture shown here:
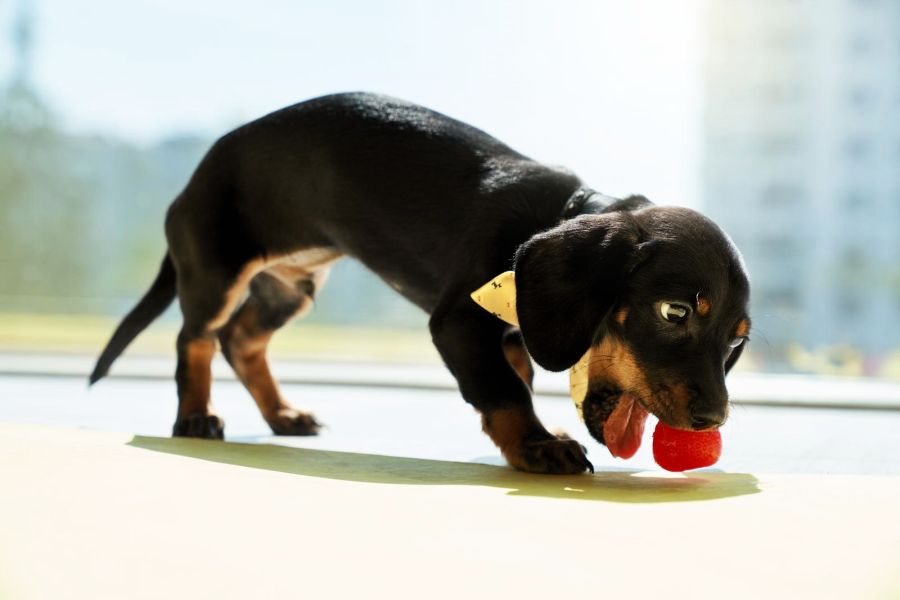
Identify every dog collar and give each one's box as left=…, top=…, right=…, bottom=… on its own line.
left=470, top=272, right=589, bottom=418
left=559, top=187, right=617, bottom=221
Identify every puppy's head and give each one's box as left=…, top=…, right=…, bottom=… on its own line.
left=514, top=204, right=750, bottom=453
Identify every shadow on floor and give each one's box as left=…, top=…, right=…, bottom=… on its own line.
left=128, top=435, right=760, bottom=503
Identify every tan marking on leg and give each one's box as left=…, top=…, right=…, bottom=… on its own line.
left=238, top=343, right=284, bottom=417
left=502, top=339, right=534, bottom=389
left=223, top=304, right=291, bottom=419
left=206, top=258, right=268, bottom=331
left=482, top=406, right=544, bottom=466
left=177, top=335, right=217, bottom=419
left=205, top=249, right=341, bottom=333
left=269, top=266, right=333, bottom=320
left=483, top=407, right=589, bottom=473
left=228, top=314, right=320, bottom=435
left=220, top=262, right=333, bottom=432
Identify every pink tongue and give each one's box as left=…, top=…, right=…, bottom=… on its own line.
left=602, top=393, right=649, bottom=459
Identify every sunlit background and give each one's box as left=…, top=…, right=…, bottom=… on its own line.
left=1, top=0, right=898, bottom=379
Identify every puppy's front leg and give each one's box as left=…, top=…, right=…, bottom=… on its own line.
left=430, top=308, right=593, bottom=475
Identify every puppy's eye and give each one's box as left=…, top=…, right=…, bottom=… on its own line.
left=659, top=301, right=691, bottom=324
left=728, top=338, right=745, bottom=349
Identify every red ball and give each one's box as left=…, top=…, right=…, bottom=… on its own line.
left=652, top=421, right=722, bottom=472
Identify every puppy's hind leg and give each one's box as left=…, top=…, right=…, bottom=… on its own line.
left=218, top=266, right=330, bottom=436
left=172, top=260, right=263, bottom=439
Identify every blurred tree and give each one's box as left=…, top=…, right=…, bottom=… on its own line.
left=0, top=71, right=211, bottom=313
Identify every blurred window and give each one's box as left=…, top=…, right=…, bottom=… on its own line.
left=843, top=136, right=873, bottom=161
left=0, top=0, right=897, bottom=383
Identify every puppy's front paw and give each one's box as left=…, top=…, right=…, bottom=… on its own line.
left=172, top=413, right=225, bottom=439
left=506, top=434, right=593, bottom=475
left=267, top=408, right=321, bottom=436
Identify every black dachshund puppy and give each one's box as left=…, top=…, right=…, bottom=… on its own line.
left=91, top=93, right=750, bottom=474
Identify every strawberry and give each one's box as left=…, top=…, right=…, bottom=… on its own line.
left=652, top=421, right=721, bottom=472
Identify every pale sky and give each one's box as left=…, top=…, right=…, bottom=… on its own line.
left=1, top=0, right=705, bottom=207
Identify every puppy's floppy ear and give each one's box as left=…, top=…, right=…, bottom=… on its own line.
left=514, top=212, right=644, bottom=371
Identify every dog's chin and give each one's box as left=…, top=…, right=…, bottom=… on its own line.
left=581, top=386, right=622, bottom=445
left=580, top=385, right=652, bottom=459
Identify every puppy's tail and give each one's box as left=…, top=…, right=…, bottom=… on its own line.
left=89, top=253, right=177, bottom=385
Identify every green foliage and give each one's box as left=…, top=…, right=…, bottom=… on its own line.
left=0, top=88, right=209, bottom=313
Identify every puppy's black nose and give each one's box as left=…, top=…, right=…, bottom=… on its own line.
left=690, top=406, right=725, bottom=430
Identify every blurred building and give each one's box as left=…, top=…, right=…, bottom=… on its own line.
left=702, top=0, right=900, bottom=372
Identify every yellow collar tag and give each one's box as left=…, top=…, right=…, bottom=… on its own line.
left=471, top=271, right=589, bottom=420
left=568, top=351, right=590, bottom=423
left=469, top=271, right=519, bottom=326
